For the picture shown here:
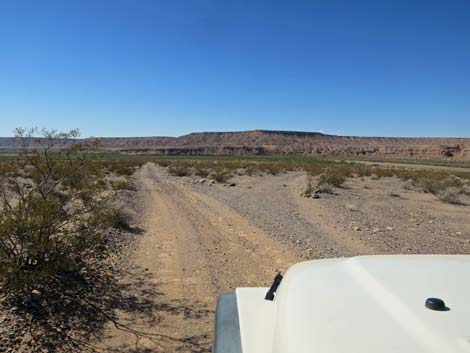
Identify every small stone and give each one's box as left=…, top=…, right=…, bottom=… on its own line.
left=347, top=204, right=358, bottom=212
left=386, top=227, right=394, bottom=231
left=354, top=226, right=361, bottom=231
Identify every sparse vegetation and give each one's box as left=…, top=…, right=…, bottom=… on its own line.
left=211, top=169, right=232, bottom=183
left=0, top=129, right=140, bottom=298
left=111, top=177, right=134, bottom=190
left=402, top=179, right=416, bottom=190
left=168, top=164, right=192, bottom=177
left=112, top=155, right=470, bottom=206
left=98, top=205, right=134, bottom=229
left=301, top=176, right=316, bottom=197
left=0, top=130, right=95, bottom=296
left=317, top=169, right=347, bottom=188
left=438, top=189, right=465, bottom=205
left=194, top=167, right=210, bottom=178
left=2, top=144, right=469, bottom=299
left=259, top=163, right=283, bottom=175
left=2, top=136, right=470, bottom=352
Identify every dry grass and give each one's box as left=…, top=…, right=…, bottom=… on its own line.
left=168, top=165, right=192, bottom=177
left=438, top=189, right=465, bottom=205
left=210, top=169, right=232, bottom=183
left=317, top=170, right=347, bottom=187
left=3, top=153, right=470, bottom=209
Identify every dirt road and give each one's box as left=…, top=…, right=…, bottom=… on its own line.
left=98, top=163, right=298, bottom=352
left=97, top=163, right=470, bottom=352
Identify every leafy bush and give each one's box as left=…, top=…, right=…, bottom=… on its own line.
left=355, top=164, right=373, bottom=177
left=211, top=169, right=232, bottom=183
left=96, top=205, right=134, bottom=230
left=244, top=165, right=258, bottom=176
left=260, top=163, right=282, bottom=175
left=105, top=161, right=142, bottom=176
left=416, top=175, right=460, bottom=195
left=0, top=128, right=109, bottom=297
left=438, top=189, right=465, bottom=205
left=168, top=165, right=192, bottom=177
left=194, top=167, right=210, bottom=178
left=156, top=160, right=172, bottom=168
left=111, top=178, right=133, bottom=191
left=317, top=169, right=346, bottom=187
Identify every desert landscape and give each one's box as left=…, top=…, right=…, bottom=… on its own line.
left=98, top=163, right=470, bottom=352
left=1, top=130, right=470, bottom=160
left=3, top=1, right=470, bottom=351
left=2, top=135, right=469, bottom=352
left=97, top=162, right=470, bottom=352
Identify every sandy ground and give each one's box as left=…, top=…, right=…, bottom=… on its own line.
left=96, top=163, right=470, bottom=352
left=97, top=164, right=298, bottom=352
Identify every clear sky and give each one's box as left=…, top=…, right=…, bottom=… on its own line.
left=1, top=0, right=469, bottom=138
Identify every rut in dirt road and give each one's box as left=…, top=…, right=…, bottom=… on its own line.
left=97, top=163, right=298, bottom=352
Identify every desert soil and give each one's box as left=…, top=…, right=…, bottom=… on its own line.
left=96, top=163, right=470, bottom=352
left=96, top=163, right=298, bottom=352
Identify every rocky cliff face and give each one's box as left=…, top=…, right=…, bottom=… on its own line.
left=1, top=130, right=469, bottom=161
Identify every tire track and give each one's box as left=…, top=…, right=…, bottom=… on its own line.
left=98, top=163, right=298, bottom=352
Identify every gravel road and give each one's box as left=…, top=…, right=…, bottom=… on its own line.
left=98, top=163, right=470, bottom=352
left=98, top=163, right=298, bottom=352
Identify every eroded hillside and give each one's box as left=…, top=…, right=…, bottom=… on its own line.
left=1, top=130, right=469, bottom=160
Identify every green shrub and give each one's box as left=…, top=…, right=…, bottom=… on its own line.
left=244, top=165, right=258, bottom=176
left=438, top=189, right=465, bottom=205
left=105, top=161, right=142, bottom=176
left=194, top=167, right=210, bottom=178
left=156, top=160, right=172, bottom=168
left=96, top=206, right=133, bottom=230
left=260, top=163, right=282, bottom=175
left=168, top=165, right=192, bottom=177
left=355, top=164, right=373, bottom=177
left=211, top=169, right=232, bottom=183
left=417, top=175, right=451, bottom=195
left=111, top=178, right=133, bottom=190
left=0, top=128, right=113, bottom=297
left=317, top=169, right=346, bottom=187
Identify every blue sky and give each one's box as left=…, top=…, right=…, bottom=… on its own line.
left=0, top=0, right=469, bottom=137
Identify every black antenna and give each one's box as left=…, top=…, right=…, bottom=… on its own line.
left=265, top=273, right=283, bottom=301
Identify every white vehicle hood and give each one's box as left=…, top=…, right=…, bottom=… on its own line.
left=236, top=255, right=470, bottom=353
